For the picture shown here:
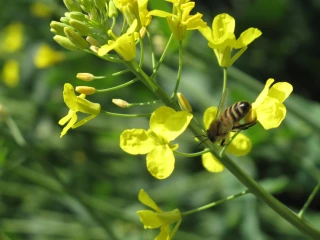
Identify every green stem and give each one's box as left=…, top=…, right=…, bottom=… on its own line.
left=220, top=131, right=241, bottom=157
left=182, top=189, right=249, bottom=216
left=125, top=60, right=320, bottom=239
left=298, top=179, right=320, bottom=218
left=171, top=40, right=183, bottom=99
left=139, top=35, right=144, bottom=67
left=101, top=110, right=151, bottom=118
left=150, top=34, right=173, bottom=80
left=96, top=78, right=139, bottom=92
left=127, top=100, right=161, bottom=107
left=6, top=116, right=26, bottom=147
left=174, top=149, right=211, bottom=158
left=146, top=30, right=156, bottom=71
left=222, top=67, right=227, bottom=94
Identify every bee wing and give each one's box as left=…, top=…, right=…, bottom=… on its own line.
left=216, top=89, right=228, bottom=118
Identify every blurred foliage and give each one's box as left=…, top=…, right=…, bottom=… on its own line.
left=0, top=0, right=320, bottom=239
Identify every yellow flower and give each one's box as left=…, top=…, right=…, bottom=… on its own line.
left=202, top=106, right=252, bottom=172
left=148, top=0, right=206, bottom=41
left=137, top=189, right=182, bottom=240
left=34, top=44, right=65, bottom=68
left=0, top=22, right=24, bottom=53
left=113, top=0, right=151, bottom=28
left=120, top=106, right=193, bottom=179
left=2, top=60, right=19, bottom=88
left=58, top=83, right=101, bottom=138
left=98, top=19, right=138, bottom=61
left=246, top=78, right=293, bottom=130
left=199, top=13, right=261, bottom=67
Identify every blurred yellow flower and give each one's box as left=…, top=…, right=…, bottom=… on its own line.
left=59, top=83, right=101, bottom=138
left=2, top=60, right=19, bottom=88
left=137, top=189, right=182, bottom=240
left=0, top=22, right=24, bottom=53
left=30, top=2, right=52, bottom=18
left=34, top=44, right=65, bottom=68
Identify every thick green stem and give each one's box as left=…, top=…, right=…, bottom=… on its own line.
left=125, top=61, right=320, bottom=239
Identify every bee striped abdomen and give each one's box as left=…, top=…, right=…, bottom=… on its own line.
left=224, top=101, right=251, bottom=123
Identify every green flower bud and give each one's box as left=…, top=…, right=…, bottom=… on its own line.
left=108, top=0, right=118, bottom=18
left=60, top=16, right=70, bottom=24
left=50, top=28, right=59, bottom=35
left=53, top=35, right=78, bottom=51
left=50, top=21, right=69, bottom=36
left=69, top=19, right=90, bottom=35
left=86, top=36, right=100, bottom=47
left=93, top=0, right=106, bottom=11
left=69, top=11, right=87, bottom=21
left=79, top=0, right=93, bottom=12
left=64, top=27, right=89, bottom=49
left=63, top=0, right=82, bottom=12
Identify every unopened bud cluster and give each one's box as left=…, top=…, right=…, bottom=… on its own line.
left=51, top=0, right=116, bottom=52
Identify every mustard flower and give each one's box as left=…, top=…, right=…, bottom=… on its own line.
left=98, top=19, right=138, bottom=61
left=137, top=189, right=182, bottom=240
left=58, top=83, right=101, bottom=138
left=113, top=0, right=151, bottom=28
left=148, top=0, right=206, bottom=41
left=34, top=44, right=65, bottom=68
left=0, top=22, right=24, bottom=53
left=246, top=78, right=293, bottom=130
left=2, top=60, right=19, bottom=88
left=120, top=106, right=193, bottom=179
left=202, top=106, right=252, bottom=172
left=199, top=13, right=261, bottom=67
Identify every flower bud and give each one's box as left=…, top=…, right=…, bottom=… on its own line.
left=177, top=92, right=192, bottom=113
left=76, top=73, right=94, bottom=81
left=93, top=0, right=106, bottom=11
left=79, top=0, right=93, bottom=12
left=86, top=36, right=100, bottom=47
left=60, top=16, right=70, bottom=24
left=63, top=0, right=82, bottom=12
left=64, top=27, right=89, bottom=49
left=75, top=86, right=96, bottom=95
left=90, top=45, right=99, bottom=54
left=112, top=99, right=128, bottom=108
left=108, top=0, right=118, bottom=18
left=53, top=35, right=78, bottom=51
left=69, top=19, right=91, bottom=35
left=50, top=21, right=69, bottom=36
left=69, top=11, right=87, bottom=21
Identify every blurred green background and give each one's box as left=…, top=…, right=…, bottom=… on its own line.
left=1, top=0, right=320, bottom=239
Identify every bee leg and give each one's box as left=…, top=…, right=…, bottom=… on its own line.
left=220, top=139, right=226, bottom=146
left=231, top=120, right=257, bottom=131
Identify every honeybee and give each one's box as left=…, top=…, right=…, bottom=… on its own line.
left=207, top=91, right=256, bottom=146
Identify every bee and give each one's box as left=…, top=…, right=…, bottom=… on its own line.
left=207, top=91, right=256, bottom=146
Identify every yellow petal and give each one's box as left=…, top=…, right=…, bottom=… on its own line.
left=163, top=111, right=193, bottom=142
left=226, top=132, right=252, bottom=156
left=60, top=111, right=78, bottom=137
left=234, top=28, right=262, bottom=49
left=146, top=145, right=175, bottom=179
left=150, top=106, right=176, bottom=137
left=203, top=106, right=218, bottom=129
left=136, top=210, right=163, bottom=229
left=156, top=226, right=170, bottom=240
left=212, top=13, right=235, bottom=40
left=63, top=83, right=78, bottom=110
left=138, top=189, right=162, bottom=212
left=98, top=41, right=116, bottom=56
left=268, top=82, right=293, bottom=103
left=256, top=97, right=286, bottom=129
left=198, top=25, right=213, bottom=42
left=72, top=114, right=98, bottom=129
left=120, top=129, right=156, bottom=155
left=202, top=152, right=224, bottom=172
left=148, top=10, right=174, bottom=18
left=76, top=97, right=101, bottom=115
left=252, top=78, right=274, bottom=109
left=58, top=110, right=73, bottom=125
